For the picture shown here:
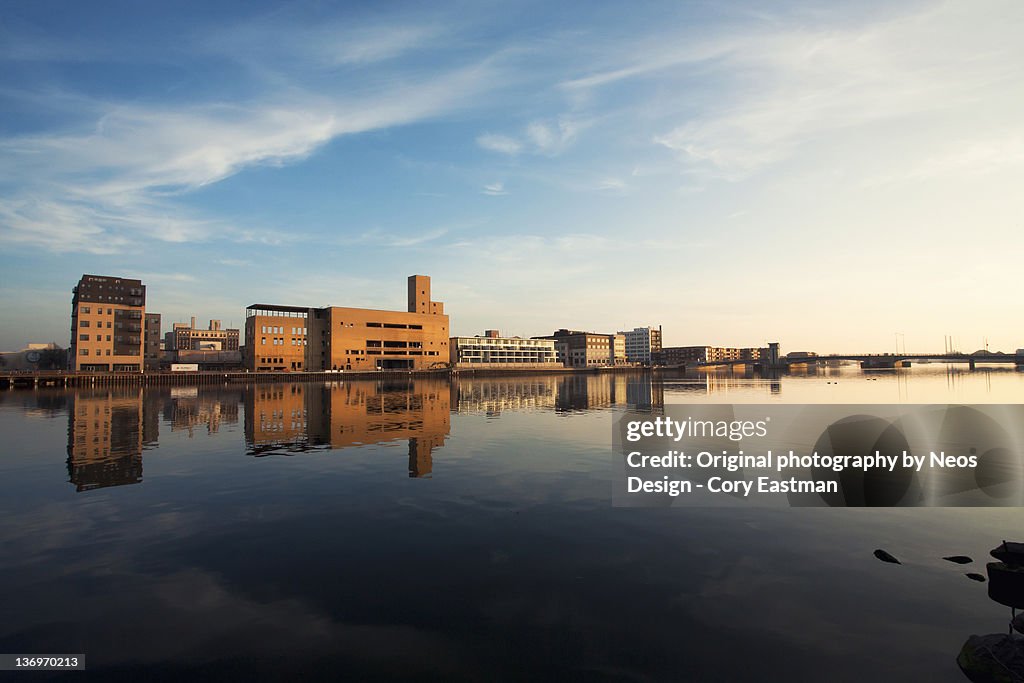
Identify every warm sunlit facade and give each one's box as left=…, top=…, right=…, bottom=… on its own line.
left=244, top=275, right=450, bottom=372
left=70, top=274, right=152, bottom=373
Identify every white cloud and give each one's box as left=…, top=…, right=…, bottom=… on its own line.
left=482, top=182, right=507, bottom=196
left=476, top=133, right=522, bottom=155
left=649, top=1, right=1024, bottom=179
left=595, top=178, right=626, bottom=192
left=0, top=53, right=500, bottom=254
left=476, top=117, right=582, bottom=157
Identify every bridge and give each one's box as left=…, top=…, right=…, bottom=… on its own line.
left=696, top=353, right=1024, bottom=370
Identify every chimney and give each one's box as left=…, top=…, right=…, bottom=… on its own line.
left=190, top=316, right=196, bottom=330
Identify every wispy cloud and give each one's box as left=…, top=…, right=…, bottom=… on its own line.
left=477, top=117, right=582, bottom=157
left=482, top=182, right=508, bottom=196
left=648, top=2, right=1024, bottom=179
left=356, top=227, right=449, bottom=247
left=476, top=133, right=522, bottom=155
left=0, top=50, right=500, bottom=254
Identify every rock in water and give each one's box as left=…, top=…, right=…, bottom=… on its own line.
left=958, top=633, right=1024, bottom=682
left=965, top=573, right=986, bottom=582
left=944, top=555, right=973, bottom=564
left=874, top=549, right=901, bottom=564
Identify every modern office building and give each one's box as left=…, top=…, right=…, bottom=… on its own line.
left=533, top=329, right=623, bottom=368
left=449, top=331, right=558, bottom=369
left=70, top=274, right=148, bottom=372
left=620, top=326, right=663, bottom=364
left=244, top=305, right=309, bottom=372
left=244, top=275, right=449, bottom=372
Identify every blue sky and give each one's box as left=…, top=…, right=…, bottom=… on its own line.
left=1, top=0, right=1022, bottom=353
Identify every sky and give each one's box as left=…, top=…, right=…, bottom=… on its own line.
left=1, top=0, right=1022, bottom=354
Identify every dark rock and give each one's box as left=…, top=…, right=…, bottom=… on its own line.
left=966, top=573, right=986, bottom=582
left=874, top=549, right=901, bottom=564
left=944, top=555, right=973, bottom=564
left=957, top=633, right=1024, bottom=682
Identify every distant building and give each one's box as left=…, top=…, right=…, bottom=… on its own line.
left=70, top=274, right=147, bottom=372
left=165, top=317, right=240, bottom=352
left=0, top=343, right=67, bottom=371
left=245, top=275, right=450, bottom=371
left=533, top=329, right=624, bottom=368
left=657, top=345, right=763, bottom=365
left=450, top=331, right=559, bottom=369
left=620, top=326, right=663, bottom=364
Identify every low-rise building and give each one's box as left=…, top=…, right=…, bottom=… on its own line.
left=450, top=331, right=558, bottom=369
left=533, top=329, right=623, bottom=368
left=656, top=345, right=768, bottom=365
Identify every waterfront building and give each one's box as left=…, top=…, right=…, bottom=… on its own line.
left=620, top=326, right=663, bottom=364
left=69, top=275, right=148, bottom=372
left=244, top=305, right=309, bottom=371
left=244, top=275, right=449, bottom=372
left=449, top=331, right=558, bottom=369
left=533, top=329, right=621, bottom=368
left=656, top=345, right=765, bottom=365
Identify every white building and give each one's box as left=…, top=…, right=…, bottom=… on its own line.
left=450, top=332, right=559, bottom=369
left=620, top=326, right=663, bottom=364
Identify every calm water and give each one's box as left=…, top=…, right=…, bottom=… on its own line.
left=1, top=365, right=1023, bottom=682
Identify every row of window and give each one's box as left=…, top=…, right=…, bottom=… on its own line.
left=79, top=348, right=140, bottom=356
left=361, top=322, right=424, bottom=330
left=260, top=337, right=308, bottom=346
left=78, top=334, right=140, bottom=343
left=260, top=326, right=307, bottom=334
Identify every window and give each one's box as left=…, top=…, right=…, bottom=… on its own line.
left=82, top=307, right=90, bottom=314
left=106, top=335, right=111, bottom=342
left=80, top=320, right=90, bottom=328
left=80, top=348, right=89, bottom=355
left=261, top=337, right=266, bottom=345
left=79, top=334, right=89, bottom=341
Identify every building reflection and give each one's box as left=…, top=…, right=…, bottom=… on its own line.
left=453, top=377, right=558, bottom=414
left=552, top=372, right=665, bottom=412
left=164, top=386, right=242, bottom=436
left=244, top=379, right=451, bottom=477
left=66, top=388, right=151, bottom=491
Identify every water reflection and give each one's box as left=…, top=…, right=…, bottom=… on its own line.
left=244, top=379, right=452, bottom=477
left=2, top=365, right=1024, bottom=680
left=65, top=388, right=153, bottom=491
left=164, top=386, right=241, bottom=436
